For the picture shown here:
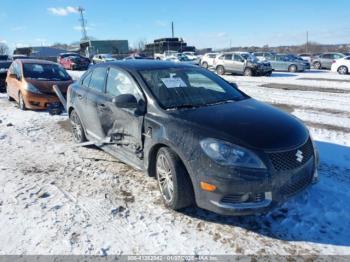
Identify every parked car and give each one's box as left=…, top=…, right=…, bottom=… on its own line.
left=285, top=54, right=310, bottom=69
left=59, top=55, right=90, bottom=71
left=164, top=54, right=198, bottom=65
left=214, top=52, right=272, bottom=76
left=67, top=60, right=318, bottom=216
left=298, top=53, right=313, bottom=63
left=331, top=56, right=350, bottom=75
left=311, top=53, right=345, bottom=70
left=253, top=52, right=274, bottom=62
left=154, top=51, right=178, bottom=60
left=6, top=59, right=73, bottom=110
left=123, top=53, right=153, bottom=61
left=266, top=54, right=306, bottom=72
left=0, top=60, right=12, bottom=92
left=12, top=54, right=29, bottom=60
left=92, top=54, right=117, bottom=64
left=57, top=52, right=79, bottom=64
left=0, top=55, right=9, bottom=61
left=200, top=53, right=220, bottom=69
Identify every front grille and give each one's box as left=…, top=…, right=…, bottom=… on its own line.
left=268, top=138, right=314, bottom=171
left=281, top=171, right=313, bottom=197
left=221, top=193, right=265, bottom=204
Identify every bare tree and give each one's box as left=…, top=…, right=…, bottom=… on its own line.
left=0, top=43, right=9, bottom=55
left=133, top=38, right=147, bottom=52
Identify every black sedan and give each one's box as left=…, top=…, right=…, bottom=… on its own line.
left=66, top=60, right=319, bottom=216
left=0, top=60, right=12, bottom=92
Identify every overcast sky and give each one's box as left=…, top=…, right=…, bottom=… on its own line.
left=0, top=0, right=349, bottom=50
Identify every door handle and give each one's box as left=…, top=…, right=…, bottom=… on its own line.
left=98, top=103, right=106, bottom=108
left=77, top=94, right=83, bottom=99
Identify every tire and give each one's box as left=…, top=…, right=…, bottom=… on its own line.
left=156, top=147, right=194, bottom=210
left=69, top=109, right=87, bottom=143
left=216, top=65, right=225, bottom=75
left=338, top=66, right=348, bottom=75
left=313, top=62, right=321, bottom=69
left=288, top=64, right=297, bottom=72
left=156, top=57, right=161, bottom=60
left=201, top=62, right=208, bottom=69
left=243, top=68, right=253, bottom=76
left=18, top=92, right=26, bottom=110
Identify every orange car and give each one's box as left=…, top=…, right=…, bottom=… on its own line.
left=6, top=59, right=73, bottom=110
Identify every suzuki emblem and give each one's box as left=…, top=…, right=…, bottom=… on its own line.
left=295, top=150, right=303, bottom=163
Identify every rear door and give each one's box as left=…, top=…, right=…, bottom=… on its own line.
left=322, top=54, right=333, bottom=69
left=223, top=54, right=234, bottom=71
left=82, top=66, right=108, bottom=140
left=98, top=67, right=145, bottom=154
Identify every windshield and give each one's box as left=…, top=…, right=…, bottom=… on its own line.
left=102, top=54, right=113, bottom=58
left=23, top=63, right=72, bottom=81
left=240, top=53, right=258, bottom=62
left=140, top=68, right=246, bottom=109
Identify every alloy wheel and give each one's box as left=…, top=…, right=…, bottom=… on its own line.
left=156, top=153, right=174, bottom=203
left=338, top=66, right=348, bottom=75
left=70, top=111, right=84, bottom=142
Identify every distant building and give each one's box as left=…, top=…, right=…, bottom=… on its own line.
left=144, top=38, right=195, bottom=56
left=80, top=40, right=129, bottom=57
left=14, top=46, right=70, bottom=57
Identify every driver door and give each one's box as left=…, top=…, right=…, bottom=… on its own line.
left=98, top=67, right=145, bottom=155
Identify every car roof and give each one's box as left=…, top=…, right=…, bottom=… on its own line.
left=18, top=59, right=57, bottom=65
left=93, top=60, right=197, bottom=71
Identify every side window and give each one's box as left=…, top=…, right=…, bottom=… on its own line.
left=81, top=71, right=92, bottom=87
left=89, top=67, right=106, bottom=92
left=224, top=54, right=232, bottom=60
left=233, top=54, right=243, bottom=62
left=106, top=67, right=141, bottom=99
left=346, top=57, right=350, bottom=60
left=323, top=54, right=331, bottom=59
left=14, top=62, right=22, bottom=78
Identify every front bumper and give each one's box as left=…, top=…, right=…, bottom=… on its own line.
left=194, top=156, right=317, bottom=216
left=22, top=91, right=62, bottom=110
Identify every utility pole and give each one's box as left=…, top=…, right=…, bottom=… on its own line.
left=306, top=31, right=309, bottom=53
left=171, top=22, right=174, bottom=38
left=78, top=7, right=88, bottom=41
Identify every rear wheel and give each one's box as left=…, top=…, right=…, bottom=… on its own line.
left=69, top=109, right=86, bottom=143
left=243, top=68, right=253, bottom=76
left=18, top=92, right=26, bottom=110
left=288, top=64, right=297, bottom=72
left=201, top=61, right=208, bottom=69
left=313, top=62, right=321, bottom=69
left=216, top=65, right=225, bottom=75
left=338, top=66, right=348, bottom=75
left=156, top=147, right=194, bottom=210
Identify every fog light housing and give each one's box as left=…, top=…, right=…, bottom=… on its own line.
left=200, top=182, right=217, bottom=192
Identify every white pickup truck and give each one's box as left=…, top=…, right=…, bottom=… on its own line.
left=154, top=51, right=179, bottom=60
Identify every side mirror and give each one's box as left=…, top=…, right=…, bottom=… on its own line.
left=112, top=94, right=138, bottom=109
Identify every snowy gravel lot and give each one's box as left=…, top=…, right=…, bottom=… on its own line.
left=0, top=69, right=349, bottom=255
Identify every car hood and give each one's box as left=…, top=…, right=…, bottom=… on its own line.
left=170, top=98, right=309, bottom=151
left=26, top=78, right=73, bottom=94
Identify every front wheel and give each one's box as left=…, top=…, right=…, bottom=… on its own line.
left=70, top=109, right=86, bottom=143
left=216, top=65, right=225, bottom=75
left=156, top=147, right=194, bottom=210
left=338, top=66, right=348, bottom=75
left=243, top=68, right=253, bottom=76
left=313, top=62, right=321, bottom=69
left=288, top=64, right=297, bottom=72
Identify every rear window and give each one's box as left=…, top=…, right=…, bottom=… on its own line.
left=22, top=63, right=71, bottom=81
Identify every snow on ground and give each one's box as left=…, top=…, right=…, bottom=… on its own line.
left=0, top=69, right=349, bottom=255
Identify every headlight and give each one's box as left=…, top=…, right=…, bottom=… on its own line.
left=24, top=83, right=42, bottom=94
left=200, top=138, right=266, bottom=169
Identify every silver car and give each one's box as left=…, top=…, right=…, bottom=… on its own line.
left=214, top=52, right=272, bottom=76
left=267, top=54, right=306, bottom=72
left=312, top=53, right=345, bottom=70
